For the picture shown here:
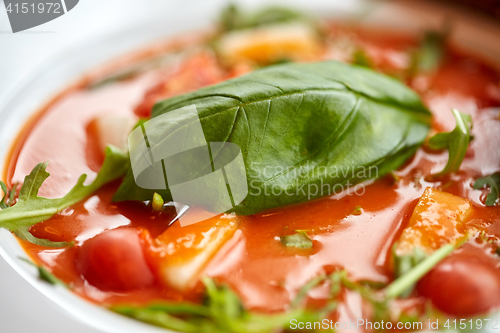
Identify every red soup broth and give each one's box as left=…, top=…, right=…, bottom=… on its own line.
left=3, top=26, right=500, bottom=317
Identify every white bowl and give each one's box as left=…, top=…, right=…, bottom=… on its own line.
left=0, top=0, right=499, bottom=332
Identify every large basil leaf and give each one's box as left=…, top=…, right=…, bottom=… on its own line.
left=114, top=61, right=431, bottom=215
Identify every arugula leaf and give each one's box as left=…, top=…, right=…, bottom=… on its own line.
left=291, top=274, right=327, bottom=308
left=409, top=30, right=447, bottom=76
left=280, top=231, right=313, bottom=249
left=219, top=4, right=310, bottom=32
left=115, top=267, right=460, bottom=332
left=114, top=61, right=431, bottom=215
left=473, top=172, right=500, bottom=206
left=113, top=276, right=332, bottom=333
left=0, top=146, right=128, bottom=247
left=20, top=258, right=66, bottom=286
left=385, top=242, right=459, bottom=299
left=0, top=182, right=7, bottom=209
left=319, top=269, right=394, bottom=325
left=392, top=244, right=427, bottom=297
left=428, top=109, right=473, bottom=175
left=0, top=181, right=17, bottom=209
left=112, top=246, right=458, bottom=332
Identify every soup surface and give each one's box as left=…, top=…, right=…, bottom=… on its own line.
left=3, top=18, right=500, bottom=332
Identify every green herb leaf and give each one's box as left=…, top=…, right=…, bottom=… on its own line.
left=409, top=30, right=447, bottom=76
left=0, top=181, right=18, bottom=209
left=385, top=242, right=459, bottom=299
left=332, top=270, right=391, bottom=323
left=113, top=264, right=449, bottom=332
left=352, top=49, right=373, bottom=68
left=280, top=231, right=313, bottom=249
left=152, top=192, right=164, bottom=211
left=473, top=172, right=500, bottom=206
left=0, top=146, right=128, bottom=247
left=428, top=109, right=472, bottom=175
left=351, top=206, right=363, bottom=215
left=219, top=4, right=310, bottom=32
left=392, top=244, right=427, bottom=298
left=291, top=274, right=328, bottom=308
left=0, top=181, right=8, bottom=209
left=113, top=276, right=332, bottom=333
left=20, top=258, right=66, bottom=286
left=114, top=61, right=431, bottom=215
left=113, top=306, right=200, bottom=332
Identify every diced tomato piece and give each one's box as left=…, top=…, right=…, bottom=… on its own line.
left=76, top=227, right=155, bottom=291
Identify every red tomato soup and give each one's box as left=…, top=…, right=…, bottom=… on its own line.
left=3, top=21, right=500, bottom=331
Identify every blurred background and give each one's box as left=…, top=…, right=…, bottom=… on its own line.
left=0, top=0, right=499, bottom=332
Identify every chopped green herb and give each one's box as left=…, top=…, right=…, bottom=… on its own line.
left=269, top=58, right=292, bottom=65
left=280, top=231, right=313, bottom=249
left=291, top=274, right=327, bottom=308
left=352, top=48, right=373, bottom=68
left=20, top=258, right=66, bottom=286
left=409, top=30, right=447, bottom=76
left=385, top=241, right=461, bottom=299
left=113, top=306, right=200, bottom=332
left=428, top=109, right=473, bottom=176
left=0, top=146, right=128, bottom=247
left=219, top=4, right=310, bottom=32
left=352, top=206, right=363, bottom=215
left=113, top=276, right=331, bottom=333
left=392, top=244, right=427, bottom=297
left=0, top=181, right=17, bottom=209
left=477, top=230, right=496, bottom=244
left=152, top=192, right=164, bottom=211
left=114, top=267, right=455, bottom=332
left=473, top=172, right=500, bottom=206
left=117, top=240, right=459, bottom=332
left=335, top=270, right=391, bottom=323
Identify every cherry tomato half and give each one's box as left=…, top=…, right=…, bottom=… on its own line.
left=418, top=252, right=500, bottom=317
left=76, top=227, right=155, bottom=291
